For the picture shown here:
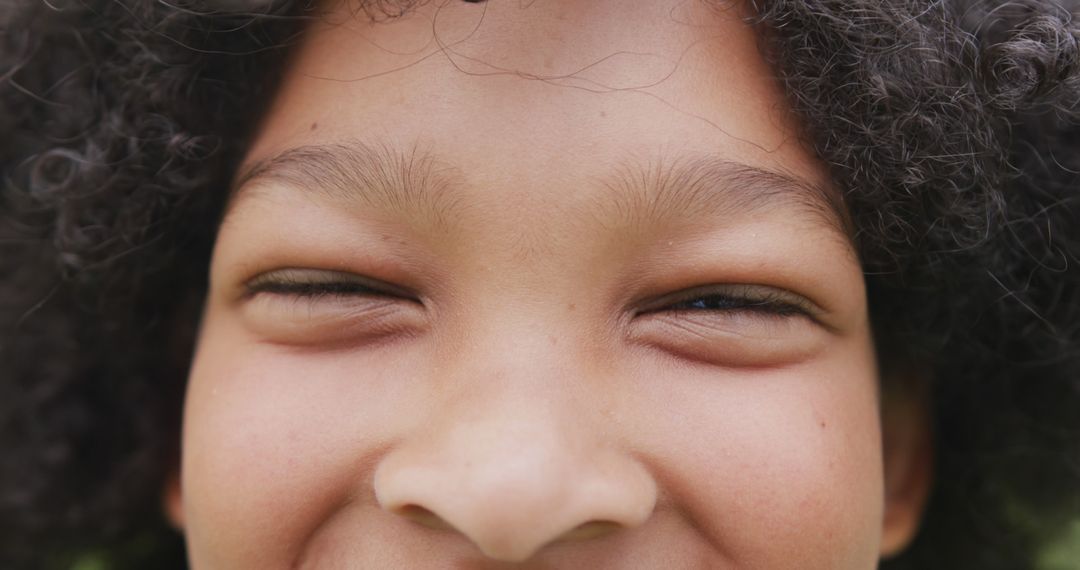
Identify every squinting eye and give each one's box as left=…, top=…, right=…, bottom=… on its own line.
left=641, top=284, right=815, bottom=319
left=244, top=268, right=415, bottom=302
left=630, top=285, right=826, bottom=367
left=239, top=268, right=425, bottom=347
left=664, top=294, right=805, bottom=316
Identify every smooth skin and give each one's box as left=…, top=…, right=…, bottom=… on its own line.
left=169, top=0, right=932, bottom=567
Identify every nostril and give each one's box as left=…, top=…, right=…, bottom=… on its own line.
left=396, top=504, right=455, bottom=532
left=556, top=520, right=622, bottom=543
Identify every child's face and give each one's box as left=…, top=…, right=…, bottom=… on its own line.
left=174, top=1, right=928, bottom=567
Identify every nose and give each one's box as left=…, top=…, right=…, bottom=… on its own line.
left=373, top=377, right=657, bottom=562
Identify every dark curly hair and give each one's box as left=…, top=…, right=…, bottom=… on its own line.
left=1, top=0, right=1078, bottom=568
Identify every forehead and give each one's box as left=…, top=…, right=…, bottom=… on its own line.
left=238, top=0, right=843, bottom=239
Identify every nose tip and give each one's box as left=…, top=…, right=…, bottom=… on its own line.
left=373, top=437, right=657, bottom=562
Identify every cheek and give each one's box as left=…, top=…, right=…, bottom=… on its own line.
left=627, top=335, right=883, bottom=567
left=180, top=317, right=424, bottom=567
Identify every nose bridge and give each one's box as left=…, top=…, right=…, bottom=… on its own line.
left=373, top=322, right=656, bottom=563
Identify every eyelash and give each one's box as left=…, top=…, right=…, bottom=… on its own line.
left=651, top=289, right=809, bottom=318
left=243, top=269, right=416, bottom=304
left=247, top=280, right=387, bottom=299
left=246, top=276, right=809, bottom=318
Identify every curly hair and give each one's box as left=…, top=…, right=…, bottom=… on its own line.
left=1, top=0, right=1078, bottom=568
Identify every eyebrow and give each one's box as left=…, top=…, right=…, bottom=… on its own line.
left=593, top=154, right=850, bottom=236
left=229, top=140, right=851, bottom=237
left=230, top=141, right=466, bottom=229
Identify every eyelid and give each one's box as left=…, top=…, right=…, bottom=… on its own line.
left=636, top=283, right=821, bottom=317
left=238, top=268, right=428, bottom=348
left=244, top=268, right=417, bottom=300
